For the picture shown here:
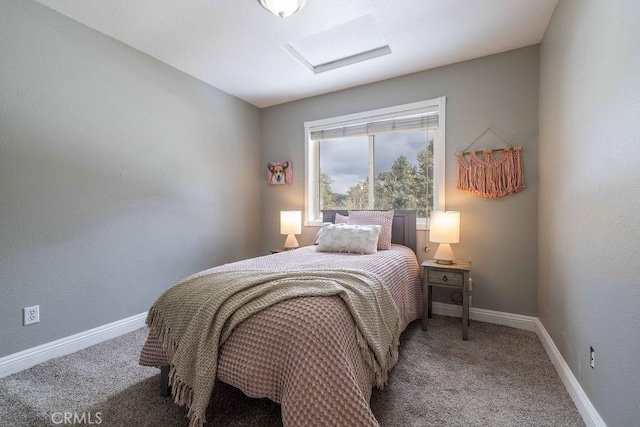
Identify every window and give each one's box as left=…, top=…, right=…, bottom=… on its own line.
left=304, top=97, right=446, bottom=229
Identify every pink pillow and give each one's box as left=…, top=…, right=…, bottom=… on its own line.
left=347, top=210, right=394, bottom=250
left=335, top=213, right=349, bottom=224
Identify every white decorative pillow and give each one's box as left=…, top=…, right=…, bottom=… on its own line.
left=313, top=213, right=349, bottom=244
left=313, top=222, right=332, bottom=245
left=316, top=224, right=381, bottom=255
left=347, top=210, right=394, bottom=250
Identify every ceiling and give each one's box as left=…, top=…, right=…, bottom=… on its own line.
left=34, top=0, right=558, bottom=108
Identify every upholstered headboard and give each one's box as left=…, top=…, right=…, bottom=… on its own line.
left=321, top=210, right=417, bottom=253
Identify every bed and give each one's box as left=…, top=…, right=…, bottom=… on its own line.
left=139, top=210, right=422, bottom=427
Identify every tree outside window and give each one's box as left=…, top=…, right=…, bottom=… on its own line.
left=319, top=131, right=434, bottom=218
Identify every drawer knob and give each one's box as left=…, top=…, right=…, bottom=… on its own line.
left=443, top=275, right=448, bottom=282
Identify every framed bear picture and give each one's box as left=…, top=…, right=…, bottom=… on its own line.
left=267, top=160, right=293, bottom=185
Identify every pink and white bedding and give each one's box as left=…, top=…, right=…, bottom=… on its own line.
left=140, top=244, right=422, bottom=426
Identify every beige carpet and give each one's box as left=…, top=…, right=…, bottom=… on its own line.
left=0, top=316, right=584, bottom=426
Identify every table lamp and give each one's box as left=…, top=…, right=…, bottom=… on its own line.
left=429, top=211, right=460, bottom=264
left=280, top=211, right=301, bottom=249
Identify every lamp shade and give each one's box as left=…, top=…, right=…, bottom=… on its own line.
left=429, top=211, right=460, bottom=244
left=258, top=0, right=305, bottom=17
left=280, top=211, right=302, bottom=235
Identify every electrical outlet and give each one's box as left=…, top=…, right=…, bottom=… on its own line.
left=23, top=305, right=40, bottom=326
left=590, top=346, right=595, bottom=369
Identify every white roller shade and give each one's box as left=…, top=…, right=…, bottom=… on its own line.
left=310, top=111, right=438, bottom=141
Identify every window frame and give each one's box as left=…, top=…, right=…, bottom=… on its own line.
left=304, top=96, right=446, bottom=229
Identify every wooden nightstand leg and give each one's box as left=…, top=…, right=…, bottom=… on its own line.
left=462, top=281, right=469, bottom=340
left=421, top=275, right=428, bottom=330
left=421, top=283, right=434, bottom=331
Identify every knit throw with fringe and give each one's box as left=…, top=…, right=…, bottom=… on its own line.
left=456, top=147, right=525, bottom=198
left=145, top=268, right=401, bottom=427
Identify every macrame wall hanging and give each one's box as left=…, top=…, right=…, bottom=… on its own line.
left=456, top=127, right=525, bottom=199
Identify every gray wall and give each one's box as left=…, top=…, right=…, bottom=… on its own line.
left=262, top=46, right=539, bottom=316
left=538, top=1, right=640, bottom=425
left=0, top=1, right=262, bottom=358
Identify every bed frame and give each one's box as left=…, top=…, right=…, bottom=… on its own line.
left=159, top=209, right=418, bottom=397
left=321, top=209, right=417, bottom=253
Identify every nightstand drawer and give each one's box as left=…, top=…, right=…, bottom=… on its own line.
left=428, top=269, right=463, bottom=286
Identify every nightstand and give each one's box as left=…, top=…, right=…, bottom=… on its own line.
left=421, top=260, right=472, bottom=340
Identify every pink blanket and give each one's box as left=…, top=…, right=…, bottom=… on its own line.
left=140, top=244, right=422, bottom=426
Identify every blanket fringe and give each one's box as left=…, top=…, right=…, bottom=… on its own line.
left=146, top=307, right=179, bottom=361
left=188, top=414, right=203, bottom=427
left=355, top=324, right=401, bottom=389
left=147, top=308, right=202, bottom=426
left=170, top=358, right=203, bottom=426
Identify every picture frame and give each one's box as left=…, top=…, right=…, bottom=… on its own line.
left=267, top=160, right=293, bottom=185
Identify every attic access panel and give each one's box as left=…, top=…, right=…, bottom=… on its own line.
left=284, top=14, right=392, bottom=74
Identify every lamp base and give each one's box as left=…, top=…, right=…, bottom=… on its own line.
left=434, top=243, right=456, bottom=264
left=283, top=234, right=299, bottom=249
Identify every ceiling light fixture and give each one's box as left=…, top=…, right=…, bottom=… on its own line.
left=258, top=0, right=305, bottom=18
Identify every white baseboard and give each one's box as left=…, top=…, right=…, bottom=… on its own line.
left=535, top=320, right=606, bottom=427
left=0, top=312, right=148, bottom=379
left=431, top=302, right=537, bottom=331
